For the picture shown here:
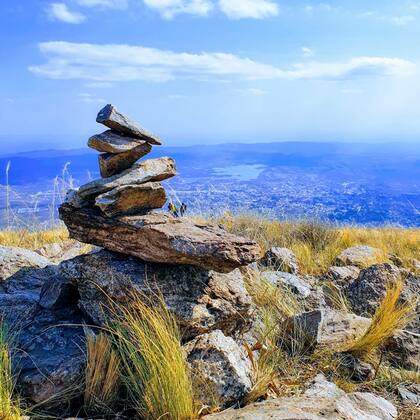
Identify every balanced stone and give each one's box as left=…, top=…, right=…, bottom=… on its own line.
left=65, top=157, right=176, bottom=208
left=98, top=144, right=152, bottom=178
left=97, top=104, right=162, bottom=145
left=88, top=130, right=152, bottom=154
left=95, top=182, right=167, bottom=217
left=58, top=207, right=261, bottom=273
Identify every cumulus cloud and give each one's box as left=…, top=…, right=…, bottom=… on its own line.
left=143, top=0, right=213, bottom=19
left=301, top=47, right=315, bottom=58
left=219, top=0, right=279, bottom=20
left=75, top=0, right=128, bottom=9
left=29, top=41, right=416, bottom=83
left=48, top=3, right=87, bottom=23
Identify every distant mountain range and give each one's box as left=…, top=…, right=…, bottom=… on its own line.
left=0, top=141, right=419, bottom=226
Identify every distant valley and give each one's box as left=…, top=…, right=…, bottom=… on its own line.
left=0, top=141, right=418, bottom=227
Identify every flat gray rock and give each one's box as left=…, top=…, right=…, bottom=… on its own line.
left=261, top=271, right=312, bottom=298
left=65, top=157, right=176, bottom=208
left=335, top=245, right=381, bottom=268
left=88, top=130, right=151, bottom=154
left=95, top=182, right=167, bottom=217
left=96, top=104, right=162, bottom=145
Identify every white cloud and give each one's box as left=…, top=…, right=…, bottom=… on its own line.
left=219, top=0, right=279, bottom=20
left=303, top=3, right=333, bottom=14
left=48, top=3, right=86, bottom=24
left=75, top=0, right=128, bottom=9
left=301, top=47, right=315, bottom=58
left=85, top=81, right=115, bottom=87
left=79, top=93, right=105, bottom=103
left=389, top=15, right=415, bottom=26
left=237, top=88, right=266, bottom=95
left=143, top=0, right=213, bottom=19
left=29, top=41, right=416, bottom=83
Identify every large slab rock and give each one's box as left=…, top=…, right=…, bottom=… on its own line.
left=98, top=144, right=152, bottom=178
left=260, top=247, right=299, bottom=274
left=335, top=245, right=381, bottom=268
left=283, top=309, right=371, bottom=350
left=95, top=182, right=167, bottom=217
left=204, top=392, right=397, bottom=419
left=65, top=157, right=176, bottom=208
left=96, top=104, right=162, bottom=145
left=185, top=330, right=252, bottom=409
left=59, top=250, right=255, bottom=339
left=59, top=208, right=260, bottom=273
left=88, top=129, right=152, bottom=154
left=0, top=245, right=51, bottom=282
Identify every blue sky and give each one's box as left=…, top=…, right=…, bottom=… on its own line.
left=1, top=0, right=420, bottom=151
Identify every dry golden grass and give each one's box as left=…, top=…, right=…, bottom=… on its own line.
left=0, top=324, right=22, bottom=420
left=85, top=332, right=120, bottom=414
left=0, top=228, right=68, bottom=250
left=217, top=214, right=420, bottom=275
left=346, top=280, right=416, bottom=360
left=107, top=292, right=196, bottom=420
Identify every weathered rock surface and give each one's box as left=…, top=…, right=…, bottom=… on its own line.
left=15, top=306, right=86, bottom=404
left=345, top=263, right=401, bottom=315
left=397, top=383, right=420, bottom=405
left=284, top=309, right=371, bottom=350
left=185, top=330, right=252, bottom=409
left=261, top=271, right=311, bottom=298
left=98, top=143, right=152, bottom=178
left=88, top=129, right=152, bottom=154
left=59, top=250, right=254, bottom=339
left=65, top=157, right=176, bottom=208
left=204, top=393, right=397, bottom=419
left=326, top=265, right=360, bottom=286
left=59, top=208, right=260, bottom=273
left=335, top=245, right=381, bottom=268
left=96, top=104, right=162, bottom=145
left=95, top=182, right=167, bottom=217
left=304, top=373, right=345, bottom=398
left=339, top=352, right=375, bottom=382
left=35, top=240, right=88, bottom=264
left=260, top=247, right=299, bottom=273
left=0, top=245, right=51, bottom=282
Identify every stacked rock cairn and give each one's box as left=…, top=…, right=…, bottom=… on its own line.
left=60, top=104, right=261, bottom=273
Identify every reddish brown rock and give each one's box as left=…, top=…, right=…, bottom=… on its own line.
left=58, top=206, right=261, bottom=273
left=95, top=182, right=167, bottom=217
left=96, top=104, right=162, bottom=145
left=98, top=143, right=152, bottom=178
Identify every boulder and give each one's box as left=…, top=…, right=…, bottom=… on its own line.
left=345, top=263, right=401, bottom=315
left=339, top=352, right=375, bottom=382
left=95, top=182, right=167, bottom=217
left=326, top=265, right=360, bottom=286
left=35, top=240, right=88, bottom=264
left=204, top=393, right=397, bottom=419
left=261, top=271, right=311, bottom=298
left=15, top=306, right=86, bottom=405
left=397, top=383, right=420, bottom=405
left=59, top=250, right=254, bottom=339
left=96, top=104, right=162, bottom=145
left=335, top=245, right=381, bottom=268
left=283, top=309, right=371, bottom=350
left=59, top=208, right=261, bottom=273
left=304, top=373, right=345, bottom=398
left=0, top=245, right=51, bottom=282
left=88, top=130, right=152, bottom=154
left=64, top=157, right=176, bottom=208
left=0, top=291, right=39, bottom=325
left=260, top=247, right=298, bottom=274
left=184, top=330, right=252, bottom=409
left=98, top=144, right=152, bottom=178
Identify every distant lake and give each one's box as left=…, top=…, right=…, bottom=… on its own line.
left=213, top=164, right=266, bottom=181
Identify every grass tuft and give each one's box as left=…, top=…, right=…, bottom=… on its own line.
left=107, top=292, right=196, bottom=420
left=346, top=279, right=416, bottom=360
left=0, top=323, right=22, bottom=420
left=84, top=332, right=120, bottom=415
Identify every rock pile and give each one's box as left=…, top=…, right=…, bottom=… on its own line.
left=60, top=104, right=260, bottom=273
